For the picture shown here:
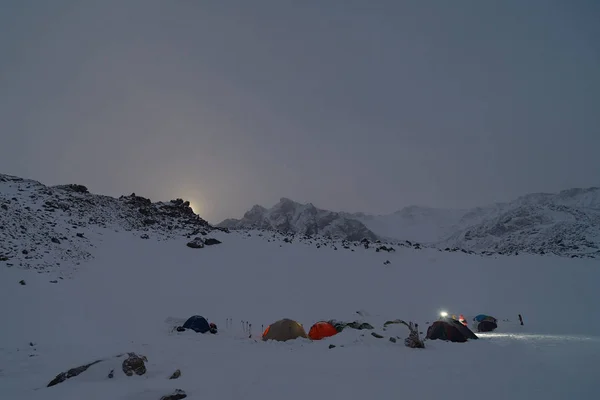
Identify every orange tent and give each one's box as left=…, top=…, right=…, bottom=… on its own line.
left=308, top=321, right=338, bottom=340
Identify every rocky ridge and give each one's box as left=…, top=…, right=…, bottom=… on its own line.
left=218, top=197, right=378, bottom=242
left=0, top=174, right=224, bottom=273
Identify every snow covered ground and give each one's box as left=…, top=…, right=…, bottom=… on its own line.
left=1, top=229, right=598, bottom=399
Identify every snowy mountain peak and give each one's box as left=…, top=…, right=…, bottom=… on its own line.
left=277, top=197, right=297, bottom=205
left=437, top=186, right=600, bottom=257
left=244, top=204, right=268, bottom=218
left=507, top=187, right=600, bottom=209
left=217, top=198, right=377, bottom=241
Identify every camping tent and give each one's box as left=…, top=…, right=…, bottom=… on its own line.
left=182, top=315, right=216, bottom=334
left=446, top=318, right=478, bottom=340
left=262, top=318, right=308, bottom=342
left=308, top=321, right=338, bottom=340
left=474, top=314, right=497, bottom=323
left=426, top=319, right=478, bottom=343
left=473, top=314, right=498, bottom=332
left=477, top=320, right=498, bottom=332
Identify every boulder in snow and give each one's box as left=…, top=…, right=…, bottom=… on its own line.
left=122, top=352, right=147, bottom=376
left=47, top=360, right=103, bottom=387
left=203, top=238, right=222, bottom=246
left=160, top=389, right=187, bottom=400
left=186, top=237, right=205, bottom=249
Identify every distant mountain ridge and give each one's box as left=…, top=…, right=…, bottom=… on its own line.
left=439, top=187, right=600, bottom=257
left=222, top=187, right=600, bottom=258
left=217, top=197, right=378, bottom=242
left=3, top=171, right=598, bottom=260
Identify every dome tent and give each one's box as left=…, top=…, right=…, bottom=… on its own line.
left=308, top=321, right=338, bottom=340
left=181, top=315, right=217, bottom=334
left=262, top=318, right=308, bottom=342
left=426, top=318, right=478, bottom=343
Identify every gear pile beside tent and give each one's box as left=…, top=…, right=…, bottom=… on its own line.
left=383, top=319, right=425, bottom=348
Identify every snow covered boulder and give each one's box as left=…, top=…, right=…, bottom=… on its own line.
left=186, top=237, right=205, bottom=248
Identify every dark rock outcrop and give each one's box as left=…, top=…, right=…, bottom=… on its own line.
left=122, top=352, right=147, bottom=376
left=160, top=389, right=187, bottom=400
left=47, top=360, right=103, bottom=387
left=203, top=238, right=222, bottom=246
left=186, top=237, right=205, bottom=248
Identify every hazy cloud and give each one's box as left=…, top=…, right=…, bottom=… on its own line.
left=1, top=0, right=599, bottom=222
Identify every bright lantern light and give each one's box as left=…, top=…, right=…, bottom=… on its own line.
left=440, top=311, right=448, bottom=318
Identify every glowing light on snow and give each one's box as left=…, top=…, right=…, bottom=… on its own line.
left=440, top=311, right=448, bottom=317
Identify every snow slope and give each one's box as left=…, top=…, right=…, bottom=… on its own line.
left=343, top=206, right=467, bottom=243
left=1, top=228, right=599, bottom=400
left=441, top=187, right=600, bottom=257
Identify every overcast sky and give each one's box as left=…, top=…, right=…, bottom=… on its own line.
left=1, top=1, right=598, bottom=223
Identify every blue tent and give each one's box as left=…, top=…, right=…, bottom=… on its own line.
left=472, top=314, right=498, bottom=332
left=182, top=315, right=211, bottom=333
left=473, top=314, right=496, bottom=322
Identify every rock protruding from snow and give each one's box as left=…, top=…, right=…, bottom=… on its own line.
left=217, top=198, right=378, bottom=242
left=203, top=237, right=222, bottom=246
left=46, top=352, right=149, bottom=388
left=122, top=352, right=147, bottom=376
left=160, top=389, right=188, bottom=400
left=47, top=359, right=103, bottom=387
left=186, top=237, right=205, bottom=248
left=186, top=236, right=222, bottom=248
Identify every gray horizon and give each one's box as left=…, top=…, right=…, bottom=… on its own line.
left=1, top=0, right=599, bottom=224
